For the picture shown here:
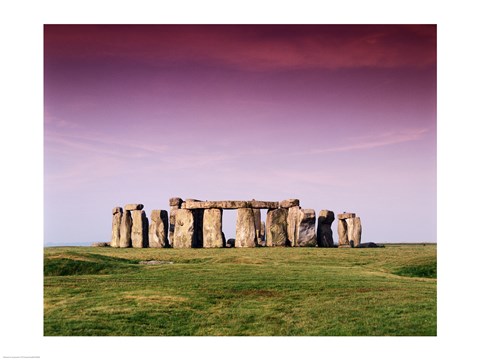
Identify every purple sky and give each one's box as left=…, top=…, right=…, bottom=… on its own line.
left=44, top=25, right=436, bottom=244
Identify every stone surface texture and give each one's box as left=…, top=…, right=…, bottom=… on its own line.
left=338, top=212, right=356, bottom=220
left=111, top=210, right=123, bottom=248
left=236, top=208, right=256, bottom=247
left=266, top=208, right=288, bottom=246
left=352, top=217, right=362, bottom=247
left=149, top=210, right=168, bottom=248
left=112, top=207, right=123, bottom=215
left=119, top=210, right=132, bottom=248
left=287, top=206, right=300, bottom=246
left=317, top=210, right=335, bottom=247
left=173, top=209, right=195, bottom=248
left=296, top=209, right=317, bottom=247
left=337, top=219, right=349, bottom=247
left=185, top=200, right=278, bottom=210
left=125, top=204, right=144, bottom=211
left=203, top=208, right=223, bottom=248
left=131, top=210, right=148, bottom=248
left=279, top=199, right=300, bottom=208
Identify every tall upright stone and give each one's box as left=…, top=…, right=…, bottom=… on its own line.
left=149, top=210, right=169, bottom=248
left=337, top=220, right=349, bottom=247
left=287, top=206, right=300, bottom=246
left=345, top=218, right=355, bottom=247
left=169, top=197, right=183, bottom=244
left=260, top=221, right=266, bottom=242
left=111, top=207, right=123, bottom=248
left=173, top=209, right=195, bottom=248
left=352, top=217, right=362, bottom=247
left=296, top=209, right=317, bottom=247
left=317, top=210, right=335, bottom=247
left=253, top=208, right=262, bottom=243
left=119, top=210, right=132, bottom=248
left=131, top=210, right=148, bottom=248
left=203, top=208, right=223, bottom=248
left=236, top=208, right=256, bottom=247
left=266, top=208, right=288, bottom=246
left=192, top=208, right=204, bottom=248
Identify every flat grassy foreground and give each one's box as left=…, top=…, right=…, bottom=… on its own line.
left=44, top=245, right=436, bottom=336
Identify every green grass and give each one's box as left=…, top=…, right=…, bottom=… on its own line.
left=44, top=244, right=436, bottom=336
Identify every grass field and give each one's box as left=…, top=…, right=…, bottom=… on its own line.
left=44, top=244, right=436, bottom=336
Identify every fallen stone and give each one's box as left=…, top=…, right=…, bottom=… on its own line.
left=203, top=208, right=223, bottom=248
left=279, top=199, right=300, bottom=208
left=139, top=260, right=174, bottom=265
left=356, top=242, right=383, bottom=248
left=236, top=208, right=256, bottom=247
left=338, top=212, right=355, bottom=220
left=119, top=210, right=132, bottom=248
left=266, top=208, right=288, bottom=246
left=131, top=210, right=148, bottom=248
left=92, top=242, right=110, bottom=247
left=149, top=210, right=169, bottom=248
left=226, top=238, right=235, bottom=248
left=125, top=204, right=144, bottom=211
left=173, top=209, right=195, bottom=248
left=296, top=209, right=317, bottom=247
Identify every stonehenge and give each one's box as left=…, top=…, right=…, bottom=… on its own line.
left=110, top=198, right=364, bottom=249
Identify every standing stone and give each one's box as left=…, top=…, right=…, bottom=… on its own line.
left=287, top=206, right=300, bottom=246
left=352, top=217, right=362, bottom=247
left=266, top=208, right=288, bottom=246
left=260, top=221, right=266, bottom=242
left=119, top=210, right=132, bottom=248
left=203, top=208, right=223, bottom=248
left=149, top=210, right=169, bottom=248
left=192, top=209, right=204, bottom=248
left=296, top=209, right=317, bottom=247
left=317, top=210, right=335, bottom=247
left=345, top=217, right=355, bottom=247
left=337, top=219, right=349, bottom=247
left=173, top=209, right=195, bottom=248
left=236, top=208, right=256, bottom=247
left=131, top=210, right=148, bottom=248
left=253, top=209, right=262, bottom=243
left=169, top=198, right=183, bottom=245
left=111, top=207, right=123, bottom=248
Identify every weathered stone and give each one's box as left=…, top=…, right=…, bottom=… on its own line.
left=236, top=208, right=256, bottom=247
left=345, top=218, right=355, bottom=245
left=253, top=209, right=262, bottom=242
left=279, top=199, right=300, bottom=208
left=119, top=210, right=132, bottom=248
left=169, top=197, right=183, bottom=207
left=287, top=206, right=300, bottom=246
left=317, top=210, right=335, bottom=247
left=185, top=200, right=279, bottom=210
left=260, top=221, right=266, bottom=242
left=112, top=207, right=123, bottom=215
left=296, top=209, right=316, bottom=247
left=168, top=208, right=177, bottom=245
left=111, top=210, right=122, bottom=248
left=352, top=217, right=362, bottom=247
left=131, top=210, right=148, bottom=248
left=226, top=238, right=235, bottom=248
left=191, top=209, right=204, bottom=248
left=203, top=208, right=223, bottom=248
left=173, top=209, right=195, bottom=248
left=92, top=242, right=110, bottom=247
left=149, top=210, right=169, bottom=248
left=125, top=204, right=144, bottom=211
left=266, top=208, right=288, bottom=246
left=337, top=219, right=349, bottom=247
left=338, top=212, right=355, bottom=220
left=318, top=210, right=335, bottom=224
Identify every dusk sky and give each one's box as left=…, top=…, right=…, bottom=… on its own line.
left=44, top=25, right=436, bottom=245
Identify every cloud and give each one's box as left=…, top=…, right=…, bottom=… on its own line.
left=45, top=25, right=436, bottom=71
left=297, top=128, right=429, bottom=155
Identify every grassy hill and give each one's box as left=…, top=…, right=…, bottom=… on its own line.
left=44, top=244, right=436, bottom=336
